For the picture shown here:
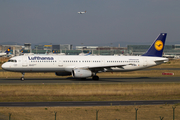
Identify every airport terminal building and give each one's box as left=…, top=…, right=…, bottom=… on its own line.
left=1, top=43, right=180, bottom=58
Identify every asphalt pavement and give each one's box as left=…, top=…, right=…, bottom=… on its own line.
left=0, top=100, right=179, bottom=107
left=0, top=76, right=179, bottom=84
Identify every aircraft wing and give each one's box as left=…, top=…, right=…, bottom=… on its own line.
left=89, top=63, right=132, bottom=69
left=75, top=63, right=133, bottom=72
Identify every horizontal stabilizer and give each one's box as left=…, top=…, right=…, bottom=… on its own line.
left=154, top=58, right=168, bottom=63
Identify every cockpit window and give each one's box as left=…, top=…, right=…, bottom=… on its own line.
left=8, top=59, right=17, bottom=62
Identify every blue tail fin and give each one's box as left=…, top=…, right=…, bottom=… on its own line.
left=142, top=33, right=167, bottom=57
left=5, top=47, right=11, bottom=54
left=85, top=51, right=92, bottom=56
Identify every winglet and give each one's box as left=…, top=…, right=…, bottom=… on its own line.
left=142, top=33, right=167, bottom=57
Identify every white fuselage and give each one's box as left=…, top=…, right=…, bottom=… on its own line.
left=1, top=55, right=168, bottom=73
left=0, top=53, right=7, bottom=57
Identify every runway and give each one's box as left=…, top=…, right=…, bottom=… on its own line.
left=0, top=77, right=180, bottom=84
left=0, top=100, right=180, bottom=107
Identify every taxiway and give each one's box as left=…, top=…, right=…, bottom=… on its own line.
left=0, top=100, right=179, bottom=107
left=0, top=77, right=179, bottom=84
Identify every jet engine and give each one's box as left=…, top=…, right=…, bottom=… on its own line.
left=72, top=69, right=92, bottom=78
left=55, top=72, right=71, bottom=76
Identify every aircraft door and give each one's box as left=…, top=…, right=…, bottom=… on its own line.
left=101, top=58, right=105, bottom=65
left=58, top=58, right=63, bottom=67
left=22, top=57, right=28, bottom=67
left=143, top=58, right=147, bottom=67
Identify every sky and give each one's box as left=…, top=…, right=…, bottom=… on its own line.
left=0, top=0, right=180, bottom=47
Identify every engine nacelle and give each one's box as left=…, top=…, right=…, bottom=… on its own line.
left=72, top=69, right=92, bottom=78
left=55, top=72, right=71, bottom=76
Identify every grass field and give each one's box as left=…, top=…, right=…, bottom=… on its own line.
left=1, top=83, right=180, bottom=120
left=0, top=83, right=180, bottom=102
left=0, top=105, right=180, bottom=120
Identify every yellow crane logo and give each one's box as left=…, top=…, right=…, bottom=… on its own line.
left=154, top=40, right=163, bottom=51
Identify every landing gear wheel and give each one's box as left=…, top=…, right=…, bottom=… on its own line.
left=92, top=76, right=99, bottom=80
left=21, top=77, right=24, bottom=81
left=21, top=72, right=25, bottom=81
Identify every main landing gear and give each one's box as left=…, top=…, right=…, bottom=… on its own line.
left=92, top=76, right=99, bottom=80
left=92, top=72, right=99, bottom=80
left=21, top=72, right=25, bottom=81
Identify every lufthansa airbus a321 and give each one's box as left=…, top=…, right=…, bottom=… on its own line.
left=2, top=33, right=168, bottom=81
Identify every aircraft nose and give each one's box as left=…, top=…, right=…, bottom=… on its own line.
left=1, top=63, right=8, bottom=70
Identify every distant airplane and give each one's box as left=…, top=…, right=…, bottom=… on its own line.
left=0, top=47, right=11, bottom=57
left=79, top=51, right=92, bottom=56
left=78, top=11, right=86, bottom=14
left=2, top=33, right=168, bottom=81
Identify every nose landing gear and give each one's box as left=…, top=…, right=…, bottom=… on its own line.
left=21, top=72, right=25, bottom=81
